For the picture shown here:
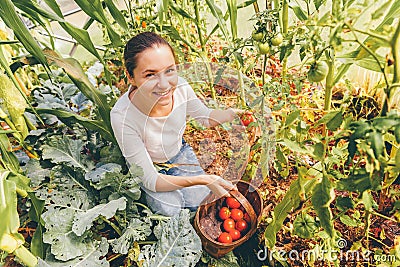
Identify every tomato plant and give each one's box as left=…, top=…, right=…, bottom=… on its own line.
left=230, top=209, right=243, bottom=221
left=271, top=33, right=283, bottom=46
left=252, top=30, right=264, bottom=41
left=307, top=61, right=328, bottom=83
left=219, top=207, right=231, bottom=220
left=218, top=232, right=233, bottom=244
left=235, top=220, right=248, bottom=232
left=258, top=41, right=270, bottom=55
left=223, top=218, right=236, bottom=232
left=226, top=197, right=241, bottom=209
left=240, top=112, right=255, bottom=127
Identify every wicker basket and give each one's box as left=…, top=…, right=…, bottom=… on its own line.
left=193, top=180, right=263, bottom=258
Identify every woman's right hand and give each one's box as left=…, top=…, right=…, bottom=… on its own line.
left=205, top=175, right=236, bottom=199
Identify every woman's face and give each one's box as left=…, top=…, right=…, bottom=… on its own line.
left=129, top=45, right=178, bottom=111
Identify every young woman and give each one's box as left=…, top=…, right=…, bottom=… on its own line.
left=111, top=32, right=240, bottom=216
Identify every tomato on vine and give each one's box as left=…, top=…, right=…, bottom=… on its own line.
left=271, top=33, right=283, bottom=46
left=252, top=30, right=264, bottom=41
left=240, top=112, right=255, bottom=127
left=258, top=41, right=270, bottom=54
left=308, top=61, right=328, bottom=82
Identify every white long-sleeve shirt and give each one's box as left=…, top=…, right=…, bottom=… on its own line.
left=110, top=77, right=213, bottom=192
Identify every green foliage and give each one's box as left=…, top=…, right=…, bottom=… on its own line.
left=139, top=209, right=202, bottom=267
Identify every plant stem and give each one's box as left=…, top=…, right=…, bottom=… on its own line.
left=281, top=0, right=288, bottom=82
left=382, top=21, right=400, bottom=115
left=13, top=246, right=38, bottom=267
left=101, top=216, right=122, bottom=236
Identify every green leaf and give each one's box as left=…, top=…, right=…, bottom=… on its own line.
left=35, top=108, right=114, bottom=142
left=337, top=169, right=372, bottom=193
left=73, top=0, right=122, bottom=46
left=316, top=110, right=342, bottom=131
left=314, top=0, right=326, bottom=10
left=139, top=209, right=202, bottom=266
left=27, top=192, right=45, bottom=258
left=285, top=109, right=300, bottom=126
left=372, top=1, right=392, bottom=20
left=311, top=176, right=335, bottom=238
left=326, top=111, right=343, bottom=131
left=86, top=163, right=142, bottom=200
left=170, top=2, right=195, bottom=20
left=38, top=238, right=109, bottom=266
left=41, top=138, right=91, bottom=172
left=290, top=5, right=308, bottom=21
left=43, top=49, right=113, bottom=139
left=0, top=0, right=50, bottom=72
left=205, top=0, right=230, bottom=39
left=111, top=218, right=152, bottom=254
left=361, top=191, right=377, bottom=211
left=264, top=175, right=317, bottom=248
left=293, top=213, right=318, bottom=238
left=313, top=142, right=324, bottom=161
left=24, top=159, right=51, bottom=187
left=0, top=134, right=21, bottom=172
left=395, top=124, right=400, bottom=143
left=226, top=0, right=238, bottom=39
left=42, top=206, right=87, bottom=261
left=339, top=215, right=359, bottom=227
left=335, top=196, right=355, bottom=211
left=104, top=0, right=128, bottom=30
left=368, top=130, right=384, bottom=158
left=72, top=197, right=127, bottom=236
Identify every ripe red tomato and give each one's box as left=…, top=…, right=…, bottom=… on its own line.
left=223, top=218, right=236, bottom=232
left=240, top=112, right=255, bottom=127
left=218, top=232, right=232, bottom=243
left=230, top=208, right=243, bottom=221
left=236, top=219, right=248, bottom=232
left=230, top=229, right=241, bottom=241
left=243, top=213, right=251, bottom=223
left=218, top=207, right=231, bottom=220
left=226, top=197, right=241, bottom=209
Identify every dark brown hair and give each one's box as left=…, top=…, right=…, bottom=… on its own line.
left=124, top=32, right=176, bottom=77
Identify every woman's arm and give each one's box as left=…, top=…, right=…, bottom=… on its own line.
left=208, top=108, right=239, bottom=127
left=155, top=173, right=235, bottom=198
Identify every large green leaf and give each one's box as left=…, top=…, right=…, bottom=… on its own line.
left=205, top=0, right=230, bottom=39
left=264, top=168, right=317, bottom=248
left=41, top=138, right=92, bottom=172
left=43, top=49, right=113, bottom=138
left=35, top=108, right=114, bottom=142
left=226, top=0, right=238, bottom=39
left=73, top=0, right=122, bottom=46
left=85, top=163, right=142, bottom=200
left=72, top=197, right=126, bottom=236
left=139, top=209, right=202, bottom=266
left=41, top=203, right=88, bottom=260
left=311, top=175, right=335, bottom=238
left=0, top=0, right=50, bottom=72
left=104, top=0, right=128, bottom=30
left=111, top=218, right=152, bottom=254
left=27, top=192, right=46, bottom=258
left=38, top=238, right=109, bottom=266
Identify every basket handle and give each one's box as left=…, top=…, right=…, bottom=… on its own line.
left=229, top=189, right=257, bottom=230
